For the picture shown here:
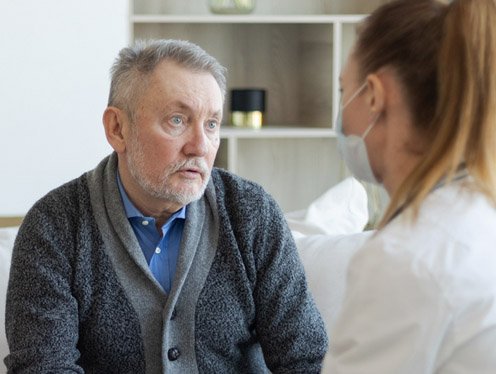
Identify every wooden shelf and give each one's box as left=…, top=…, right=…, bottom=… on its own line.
left=131, top=14, right=365, bottom=24
left=130, top=0, right=374, bottom=211
left=220, top=126, right=336, bottom=139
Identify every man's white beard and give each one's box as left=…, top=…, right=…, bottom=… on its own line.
left=127, top=135, right=211, bottom=206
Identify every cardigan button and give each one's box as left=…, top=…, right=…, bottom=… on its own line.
left=168, top=348, right=180, bottom=361
left=170, top=308, right=177, bottom=320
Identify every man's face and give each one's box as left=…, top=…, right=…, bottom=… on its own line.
left=123, top=60, right=223, bottom=209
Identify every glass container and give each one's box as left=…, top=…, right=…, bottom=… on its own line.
left=209, top=0, right=256, bottom=14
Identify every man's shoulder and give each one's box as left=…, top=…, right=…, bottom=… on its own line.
left=209, top=167, right=284, bottom=222
left=26, top=173, right=90, bottom=222
left=211, top=167, right=267, bottom=198
left=15, top=173, right=94, bottom=252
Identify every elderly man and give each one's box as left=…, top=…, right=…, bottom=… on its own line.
left=5, top=39, right=328, bottom=373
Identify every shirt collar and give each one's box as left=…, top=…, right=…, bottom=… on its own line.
left=116, top=172, right=187, bottom=221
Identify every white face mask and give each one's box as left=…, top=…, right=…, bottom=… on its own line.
left=335, top=82, right=379, bottom=184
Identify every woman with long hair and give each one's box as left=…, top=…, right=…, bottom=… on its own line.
left=324, top=0, right=496, bottom=372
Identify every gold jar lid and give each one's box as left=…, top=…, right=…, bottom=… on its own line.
left=231, top=111, right=263, bottom=129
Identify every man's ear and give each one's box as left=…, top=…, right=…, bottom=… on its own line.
left=103, top=107, right=128, bottom=153
left=365, top=73, right=386, bottom=117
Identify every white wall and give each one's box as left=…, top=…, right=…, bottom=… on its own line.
left=0, top=0, right=129, bottom=216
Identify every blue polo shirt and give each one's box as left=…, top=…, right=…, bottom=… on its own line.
left=116, top=174, right=186, bottom=294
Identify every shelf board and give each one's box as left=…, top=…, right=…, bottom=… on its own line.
left=132, top=14, right=366, bottom=24
left=220, top=126, right=337, bottom=139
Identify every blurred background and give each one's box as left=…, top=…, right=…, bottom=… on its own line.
left=0, top=0, right=389, bottom=227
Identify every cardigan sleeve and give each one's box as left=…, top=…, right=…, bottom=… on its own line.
left=5, top=199, right=84, bottom=373
left=252, top=193, right=329, bottom=373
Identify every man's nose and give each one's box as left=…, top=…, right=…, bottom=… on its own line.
left=183, top=122, right=209, bottom=157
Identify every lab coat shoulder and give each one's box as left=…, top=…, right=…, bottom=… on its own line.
left=325, top=223, right=455, bottom=373
left=325, top=180, right=496, bottom=373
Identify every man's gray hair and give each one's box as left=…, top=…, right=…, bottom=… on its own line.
left=108, top=39, right=227, bottom=120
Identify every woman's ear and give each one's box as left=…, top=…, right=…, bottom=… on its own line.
left=365, top=73, right=386, bottom=116
left=103, top=107, right=128, bottom=153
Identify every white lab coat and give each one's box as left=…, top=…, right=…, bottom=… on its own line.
left=323, top=177, right=496, bottom=373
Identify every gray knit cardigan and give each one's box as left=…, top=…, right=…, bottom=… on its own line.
left=5, top=154, right=328, bottom=373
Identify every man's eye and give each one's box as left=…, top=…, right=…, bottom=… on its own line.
left=207, top=120, right=218, bottom=130
left=171, top=116, right=183, bottom=126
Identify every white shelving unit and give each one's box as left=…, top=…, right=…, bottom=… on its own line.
left=220, top=127, right=337, bottom=173
left=129, top=0, right=387, bottom=212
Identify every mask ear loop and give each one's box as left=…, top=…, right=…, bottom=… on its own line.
left=362, top=112, right=380, bottom=140
left=342, top=82, right=368, bottom=109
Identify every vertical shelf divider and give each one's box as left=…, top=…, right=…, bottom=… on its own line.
left=129, top=0, right=135, bottom=42
left=332, top=20, right=342, bottom=131
left=226, top=136, right=238, bottom=174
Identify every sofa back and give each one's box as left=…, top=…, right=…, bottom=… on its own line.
left=0, top=227, right=17, bottom=373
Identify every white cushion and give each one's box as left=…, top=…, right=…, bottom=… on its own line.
left=286, top=177, right=369, bottom=236
left=0, top=227, right=17, bottom=370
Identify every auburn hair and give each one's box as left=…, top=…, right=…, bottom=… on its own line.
left=353, top=0, right=496, bottom=227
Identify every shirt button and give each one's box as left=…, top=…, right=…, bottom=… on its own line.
left=142, top=220, right=149, bottom=226
left=167, top=347, right=180, bottom=361
left=155, top=247, right=161, bottom=254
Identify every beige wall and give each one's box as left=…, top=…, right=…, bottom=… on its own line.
left=0, top=217, right=23, bottom=228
